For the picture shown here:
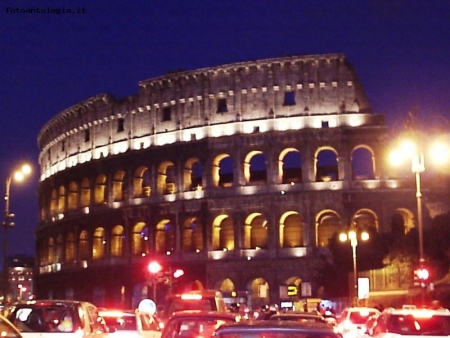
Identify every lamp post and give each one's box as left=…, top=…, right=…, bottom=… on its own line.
left=412, top=153, right=425, bottom=264
left=3, top=163, right=31, bottom=301
left=339, top=226, right=369, bottom=306
left=389, top=113, right=450, bottom=264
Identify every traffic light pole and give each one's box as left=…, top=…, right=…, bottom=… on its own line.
left=416, top=266, right=429, bottom=306
left=147, top=261, right=184, bottom=302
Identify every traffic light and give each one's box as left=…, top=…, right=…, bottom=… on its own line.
left=417, top=268, right=429, bottom=281
left=414, top=267, right=430, bottom=287
left=173, top=269, right=184, bottom=278
left=148, top=261, right=162, bottom=274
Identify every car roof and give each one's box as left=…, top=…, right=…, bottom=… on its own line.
left=345, top=307, right=380, bottom=311
left=271, top=312, right=323, bottom=317
left=216, top=319, right=337, bottom=333
left=12, top=300, right=91, bottom=307
left=165, top=310, right=237, bottom=320
left=384, top=307, right=450, bottom=315
left=166, top=290, right=222, bottom=298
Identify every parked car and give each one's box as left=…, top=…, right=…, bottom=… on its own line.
left=371, top=307, right=450, bottom=337
left=336, top=307, right=381, bottom=338
left=214, top=319, right=341, bottom=338
left=7, top=300, right=108, bottom=338
left=99, top=309, right=161, bottom=338
left=160, top=310, right=239, bottom=338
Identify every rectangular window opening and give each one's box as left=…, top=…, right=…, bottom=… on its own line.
left=283, top=91, right=296, bottom=106
left=162, top=107, right=171, bottom=121
left=217, top=98, right=228, bottom=113
left=321, top=121, right=329, bottom=128
left=84, top=129, right=90, bottom=142
left=117, top=118, right=124, bottom=132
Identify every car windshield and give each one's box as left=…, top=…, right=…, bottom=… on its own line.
left=388, top=314, right=450, bottom=336
left=167, top=299, right=214, bottom=313
left=102, top=314, right=136, bottom=331
left=168, top=318, right=233, bottom=337
left=9, top=305, right=77, bottom=333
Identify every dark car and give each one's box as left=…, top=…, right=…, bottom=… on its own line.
left=214, top=319, right=341, bottom=338
left=269, top=312, right=327, bottom=324
left=160, top=310, right=239, bottom=338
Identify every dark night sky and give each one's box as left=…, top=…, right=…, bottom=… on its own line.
left=1, top=1, right=449, bottom=257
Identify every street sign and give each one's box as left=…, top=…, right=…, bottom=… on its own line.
left=287, top=285, right=298, bottom=296
left=301, top=282, right=312, bottom=297
left=358, top=277, right=369, bottom=299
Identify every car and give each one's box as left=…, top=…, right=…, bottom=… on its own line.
left=214, top=319, right=341, bottom=338
left=158, top=290, right=228, bottom=327
left=160, top=310, right=240, bottom=338
left=336, top=307, right=381, bottom=338
left=0, top=313, right=23, bottom=338
left=99, top=309, right=161, bottom=338
left=7, top=299, right=108, bottom=338
left=269, top=311, right=328, bottom=324
left=371, top=307, right=450, bottom=337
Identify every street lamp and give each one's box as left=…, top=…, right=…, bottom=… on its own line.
left=389, top=114, right=450, bottom=264
left=339, top=227, right=369, bottom=306
left=3, top=163, right=32, bottom=301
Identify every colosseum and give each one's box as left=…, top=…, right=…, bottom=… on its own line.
left=35, top=53, right=436, bottom=309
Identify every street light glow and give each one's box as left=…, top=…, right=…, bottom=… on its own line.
left=360, top=232, right=370, bottom=241
left=388, top=149, right=404, bottom=167
left=20, top=164, right=32, bottom=175
left=348, top=230, right=357, bottom=241
left=12, top=164, right=32, bottom=182
left=429, top=141, right=450, bottom=165
left=399, top=139, right=417, bottom=157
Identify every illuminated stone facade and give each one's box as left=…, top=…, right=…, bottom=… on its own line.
left=36, top=54, right=425, bottom=308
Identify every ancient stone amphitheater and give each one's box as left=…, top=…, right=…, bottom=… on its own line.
left=35, top=53, right=424, bottom=309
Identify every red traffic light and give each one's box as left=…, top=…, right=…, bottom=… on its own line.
left=416, top=268, right=429, bottom=281
left=148, top=261, right=162, bottom=274
left=173, top=269, right=184, bottom=278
